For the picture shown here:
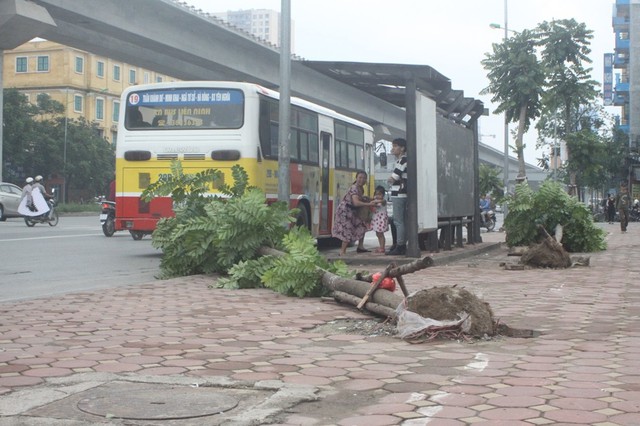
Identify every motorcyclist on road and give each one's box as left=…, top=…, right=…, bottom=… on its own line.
left=21, top=177, right=34, bottom=210
left=33, top=176, right=54, bottom=200
left=33, top=175, right=54, bottom=219
left=479, top=194, right=491, bottom=220
left=479, top=195, right=491, bottom=211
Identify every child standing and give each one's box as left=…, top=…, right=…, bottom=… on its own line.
left=371, top=186, right=389, bottom=253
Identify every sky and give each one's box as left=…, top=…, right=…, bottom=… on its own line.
left=183, top=0, right=617, bottom=166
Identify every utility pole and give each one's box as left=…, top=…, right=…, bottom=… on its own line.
left=277, top=0, right=291, bottom=204
left=502, top=0, right=509, bottom=217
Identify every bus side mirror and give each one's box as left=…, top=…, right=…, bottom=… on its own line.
left=379, top=152, right=387, bottom=167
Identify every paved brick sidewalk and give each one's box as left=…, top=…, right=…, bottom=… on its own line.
left=1, top=225, right=639, bottom=425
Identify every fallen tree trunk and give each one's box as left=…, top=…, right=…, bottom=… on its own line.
left=332, top=291, right=396, bottom=318
left=257, top=246, right=435, bottom=319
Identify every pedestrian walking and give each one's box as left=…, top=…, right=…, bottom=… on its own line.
left=616, top=183, right=631, bottom=233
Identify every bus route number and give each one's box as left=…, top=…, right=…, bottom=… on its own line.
left=158, top=173, right=172, bottom=182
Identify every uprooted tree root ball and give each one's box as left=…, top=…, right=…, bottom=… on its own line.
left=406, top=286, right=496, bottom=337
left=520, top=237, right=572, bottom=268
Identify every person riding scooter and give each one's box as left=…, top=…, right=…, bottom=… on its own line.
left=479, top=194, right=492, bottom=221
left=33, top=175, right=54, bottom=219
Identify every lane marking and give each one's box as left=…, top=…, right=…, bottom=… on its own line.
left=0, top=233, right=102, bottom=242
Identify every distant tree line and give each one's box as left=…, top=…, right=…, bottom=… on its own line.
left=2, top=88, right=115, bottom=200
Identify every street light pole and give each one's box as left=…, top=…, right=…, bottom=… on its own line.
left=277, top=0, right=291, bottom=204
left=63, top=89, right=68, bottom=203
left=502, top=0, right=509, bottom=217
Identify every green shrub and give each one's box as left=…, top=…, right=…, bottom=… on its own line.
left=504, top=181, right=606, bottom=252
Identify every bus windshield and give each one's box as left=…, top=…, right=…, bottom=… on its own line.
left=124, top=87, right=244, bottom=130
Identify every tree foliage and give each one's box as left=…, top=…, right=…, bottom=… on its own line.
left=481, top=29, right=545, bottom=179
left=482, top=19, right=603, bottom=190
left=504, top=181, right=606, bottom=252
left=479, top=163, right=504, bottom=199
left=535, top=19, right=599, bottom=194
left=565, top=129, right=607, bottom=190
left=2, top=88, right=115, bottom=196
left=143, top=162, right=349, bottom=296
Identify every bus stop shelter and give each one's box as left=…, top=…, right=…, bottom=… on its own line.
left=302, top=61, right=486, bottom=257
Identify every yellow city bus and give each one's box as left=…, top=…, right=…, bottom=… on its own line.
left=115, top=81, right=375, bottom=240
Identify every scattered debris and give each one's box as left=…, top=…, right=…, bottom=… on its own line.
left=571, top=255, right=590, bottom=267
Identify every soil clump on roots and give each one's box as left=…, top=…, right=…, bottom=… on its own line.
left=406, top=286, right=495, bottom=337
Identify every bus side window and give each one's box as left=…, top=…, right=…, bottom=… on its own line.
left=259, top=99, right=274, bottom=157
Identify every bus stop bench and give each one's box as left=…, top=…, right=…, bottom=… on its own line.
left=418, top=217, right=473, bottom=252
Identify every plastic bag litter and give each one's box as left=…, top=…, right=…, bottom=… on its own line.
left=395, top=301, right=471, bottom=339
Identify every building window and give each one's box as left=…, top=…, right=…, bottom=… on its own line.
left=37, top=56, right=49, bottom=72
left=112, top=100, right=120, bottom=122
left=97, top=61, right=105, bottom=78
left=75, top=56, right=84, bottom=74
left=74, top=94, right=83, bottom=113
left=96, top=98, right=105, bottom=120
left=113, top=64, right=121, bottom=81
left=143, top=72, right=149, bottom=84
left=156, top=76, right=163, bottom=83
left=129, top=69, right=136, bottom=84
left=15, top=57, right=27, bottom=73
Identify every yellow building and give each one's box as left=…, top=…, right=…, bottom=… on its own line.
left=2, top=39, right=178, bottom=144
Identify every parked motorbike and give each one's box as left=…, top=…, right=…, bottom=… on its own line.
left=100, top=200, right=116, bottom=237
left=480, top=209, right=496, bottom=232
left=25, top=198, right=59, bottom=227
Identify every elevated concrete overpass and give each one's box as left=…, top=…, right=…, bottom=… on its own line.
left=479, top=143, right=548, bottom=190
left=0, top=0, right=547, bottom=186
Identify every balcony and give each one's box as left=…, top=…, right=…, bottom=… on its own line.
left=614, top=54, right=629, bottom=68
left=616, top=37, right=630, bottom=51
left=613, top=16, right=629, bottom=30
left=616, top=81, right=629, bottom=93
left=614, top=94, right=628, bottom=107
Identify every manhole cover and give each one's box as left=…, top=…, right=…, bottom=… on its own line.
left=77, top=384, right=239, bottom=420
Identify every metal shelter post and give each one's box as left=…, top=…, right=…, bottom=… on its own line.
left=405, top=78, right=420, bottom=258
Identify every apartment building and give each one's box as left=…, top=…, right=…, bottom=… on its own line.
left=2, top=39, right=177, bottom=145
left=612, top=0, right=631, bottom=136
left=213, top=9, right=293, bottom=50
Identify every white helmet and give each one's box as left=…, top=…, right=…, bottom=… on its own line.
left=35, top=175, right=43, bottom=182
left=26, top=177, right=34, bottom=183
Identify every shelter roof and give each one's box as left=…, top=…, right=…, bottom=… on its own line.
left=301, top=61, right=484, bottom=128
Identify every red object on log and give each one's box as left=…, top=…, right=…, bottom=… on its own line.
left=372, top=273, right=396, bottom=292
